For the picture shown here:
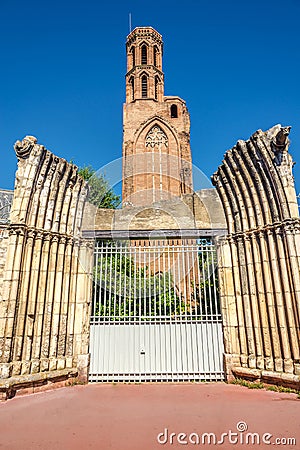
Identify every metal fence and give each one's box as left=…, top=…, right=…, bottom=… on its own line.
left=89, top=238, right=224, bottom=382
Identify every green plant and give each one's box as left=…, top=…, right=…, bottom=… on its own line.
left=266, top=385, right=299, bottom=395
left=191, top=243, right=220, bottom=317
left=93, top=249, right=185, bottom=319
left=231, top=378, right=264, bottom=389
left=231, top=378, right=300, bottom=397
left=78, top=165, right=120, bottom=209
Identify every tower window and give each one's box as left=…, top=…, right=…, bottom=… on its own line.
left=131, top=46, right=135, bottom=68
left=130, top=77, right=134, bottom=101
left=141, top=45, right=147, bottom=65
left=171, top=104, right=178, bottom=118
left=141, top=75, right=148, bottom=98
left=153, top=46, right=158, bottom=67
left=155, top=76, right=159, bottom=100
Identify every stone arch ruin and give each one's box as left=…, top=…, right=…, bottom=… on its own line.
left=0, top=123, right=299, bottom=398
left=212, top=124, right=300, bottom=385
left=0, top=136, right=93, bottom=399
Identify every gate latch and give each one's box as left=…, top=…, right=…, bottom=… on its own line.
left=140, top=348, right=145, bottom=355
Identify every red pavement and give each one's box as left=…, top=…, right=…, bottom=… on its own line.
left=0, top=383, right=299, bottom=449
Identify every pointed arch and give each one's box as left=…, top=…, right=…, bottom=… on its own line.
left=130, top=46, right=135, bottom=68
left=171, top=104, right=178, bottom=118
left=139, top=72, right=149, bottom=98
left=134, top=116, right=180, bottom=150
left=154, top=76, right=160, bottom=100
left=141, top=44, right=148, bottom=65
left=129, top=76, right=134, bottom=101
left=153, top=45, right=159, bottom=67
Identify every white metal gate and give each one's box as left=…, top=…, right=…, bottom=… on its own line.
left=89, top=237, right=224, bottom=382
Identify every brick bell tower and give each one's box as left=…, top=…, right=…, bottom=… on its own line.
left=122, top=26, right=193, bottom=206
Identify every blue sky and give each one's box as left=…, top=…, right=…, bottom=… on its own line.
left=1, top=0, right=300, bottom=197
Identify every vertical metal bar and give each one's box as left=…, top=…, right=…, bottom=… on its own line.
left=108, top=242, right=113, bottom=323
left=207, top=242, right=214, bottom=321
left=143, top=241, right=147, bottom=319
left=148, top=242, right=151, bottom=319
left=113, top=243, right=118, bottom=320
left=176, top=241, right=183, bottom=320
left=211, top=240, right=221, bottom=377
left=133, top=242, right=137, bottom=323
left=118, top=241, right=123, bottom=321
left=171, top=241, right=177, bottom=319
left=158, top=241, right=162, bottom=318
left=138, top=244, right=142, bottom=321
left=123, top=241, right=127, bottom=321
left=128, top=243, right=132, bottom=319
left=103, top=242, right=108, bottom=318
left=167, top=242, right=172, bottom=320
left=191, top=241, right=198, bottom=318
left=163, top=240, right=167, bottom=318
left=211, top=240, right=219, bottom=317
left=153, top=242, right=157, bottom=320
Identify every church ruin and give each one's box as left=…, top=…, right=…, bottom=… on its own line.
left=0, top=27, right=299, bottom=399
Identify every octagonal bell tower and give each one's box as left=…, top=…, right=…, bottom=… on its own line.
left=122, top=27, right=193, bottom=206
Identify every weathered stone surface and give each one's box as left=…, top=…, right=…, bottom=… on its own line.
left=0, top=368, right=78, bottom=401
left=82, top=188, right=226, bottom=233
left=0, top=137, right=92, bottom=397
left=213, top=125, right=300, bottom=385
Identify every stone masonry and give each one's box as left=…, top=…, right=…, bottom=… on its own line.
left=123, top=27, right=193, bottom=207
left=212, top=125, right=300, bottom=388
left=1, top=25, right=300, bottom=397
left=0, top=136, right=93, bottom=399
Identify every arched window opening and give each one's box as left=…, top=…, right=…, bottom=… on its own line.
left=155, top=76, right=159, bottom=100
left=141, top=45, right=147, bottom=65
left=153, top=46, right=158, bottom=67
left=131, top=46, right=135, bottom=68
left=171, top=104, right=178, bottom=118
left=141, top=75, right=148, bottom=98
left=130, top=77, right=134, bottom=101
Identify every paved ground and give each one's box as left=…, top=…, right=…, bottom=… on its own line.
left=0, top=383, right=299, bottom=449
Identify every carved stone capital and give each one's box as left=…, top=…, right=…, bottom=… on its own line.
left=58, top=236, right=67, bottom=245
left=8, top=225, right=26, bottom=237
left=35, top=231, right=44, bottom=240
left=50, top=233, right=60, bottom=244
left=80, top=238, right=95, bottom=250
left=66, top=237, right=74, bottom=246
left=43, top=234, right=51, bottom=242
left=273, top=226, right=283, bottom=237
left=27, top=229, right=36, bottom=240
left=282, top=219, right=300, bottom=235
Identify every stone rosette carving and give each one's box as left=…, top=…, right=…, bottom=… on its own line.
left=14, top=135, right=37, bottom=159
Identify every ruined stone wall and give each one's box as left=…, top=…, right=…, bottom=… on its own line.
left=0, top=228, right=9, bottom=303
left=82, top=188, right=226, bottom=233
left=0, top=136, right=93, bottom=399
left=212, top=125, right=300, bottom=388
